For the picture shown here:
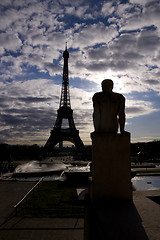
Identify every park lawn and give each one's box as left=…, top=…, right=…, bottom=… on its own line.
left=17, top=181, right=84, bottom=218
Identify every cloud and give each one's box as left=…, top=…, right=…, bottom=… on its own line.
left=70, top=87, right=93, bottom=110
left=0, top=78, right=61, bottom=144
left=18, top=96, right=56, bottom=104
left=65, top=5, right=89, bottom=18
left=85, top=61, right=108, bottom=72
left=0, top=32, right=22, bottom=51
left=120, top=1, right=160, bottom=31
left=144, top=80, right=159, bottom=85
left=87, top=46, right=108, bottom=60
left=129, top=0, right=156, bottom=5
left=43, top=62, right=62, bottom=75
left=137, top=29, right=160, bottom=53
left=71, top=22, right=118, bottom=49
left=0, top=107, right=57, bottom=144
left=0, top=8, right=21, bottom=30
left=126, top=100, right=158, bottom=118
left=126, top=107, right=144, bottom=114
left=101, top=2, right=115, bottom=17
left=0, top=79, right=61, bottom=107
left=73, top=108, right=93, bottom=133
left=70, top=77, right=99, bottom=92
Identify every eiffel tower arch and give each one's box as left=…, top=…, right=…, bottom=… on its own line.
left=44, top=45, right=84, bottom=152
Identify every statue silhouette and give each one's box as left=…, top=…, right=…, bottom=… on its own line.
left=93, top=79, right=126, bottom=133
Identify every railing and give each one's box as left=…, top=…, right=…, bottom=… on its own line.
left=14, top=177, right=43, bottom=214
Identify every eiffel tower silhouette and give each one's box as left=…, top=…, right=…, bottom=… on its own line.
left=44, top=45, right=84, bottom=151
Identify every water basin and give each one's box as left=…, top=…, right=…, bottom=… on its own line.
left=132, top=176, right=160, bottom=191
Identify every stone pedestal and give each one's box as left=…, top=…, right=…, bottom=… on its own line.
left=90, top=132, right=132, bottom=201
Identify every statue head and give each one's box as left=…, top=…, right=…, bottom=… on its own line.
left=102, top=79, right=113, bottom=93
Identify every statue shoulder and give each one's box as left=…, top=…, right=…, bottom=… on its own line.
left=113, top=92, right=125, bottom=101
left=92, top=92, right=103, bottom=101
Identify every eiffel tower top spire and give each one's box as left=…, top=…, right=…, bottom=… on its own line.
left=60, top=44, right=70, bottom=108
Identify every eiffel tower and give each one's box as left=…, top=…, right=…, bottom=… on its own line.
left=44, top=45, right=84, bottom=151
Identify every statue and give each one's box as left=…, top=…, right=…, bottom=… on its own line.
left=93, top=79, right=126, bottom=133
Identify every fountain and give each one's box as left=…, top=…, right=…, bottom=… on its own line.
left=12, top=160, right=92, bottom=182
left=64, top=162, right=92, bottom=183
left=12, top=160, right=67, bottom=179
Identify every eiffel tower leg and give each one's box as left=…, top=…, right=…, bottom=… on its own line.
left=71, top=130, right=84, bottom=149
left=44, top=129, right=61, bottom=152
left=68, top=117, right=76, bottom=129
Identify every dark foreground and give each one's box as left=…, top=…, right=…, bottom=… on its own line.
left=0, top=181, right=84, bottom=240
left=0, top=181, right=160, bottom=240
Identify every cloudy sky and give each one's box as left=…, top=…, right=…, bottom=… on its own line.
left=0, top=0, right=160, bottom=146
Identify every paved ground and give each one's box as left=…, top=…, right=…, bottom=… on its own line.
left=0, top=181, right=35, bottom=226
left=0, top=181, right=160, bottom=240
left=133, top=190, right=160, bottom=240
left=85, top=190, right=160, bottom=240
left=0, top=181, right=84, bottom=240
left=0, top=217, right=84, bottom=240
